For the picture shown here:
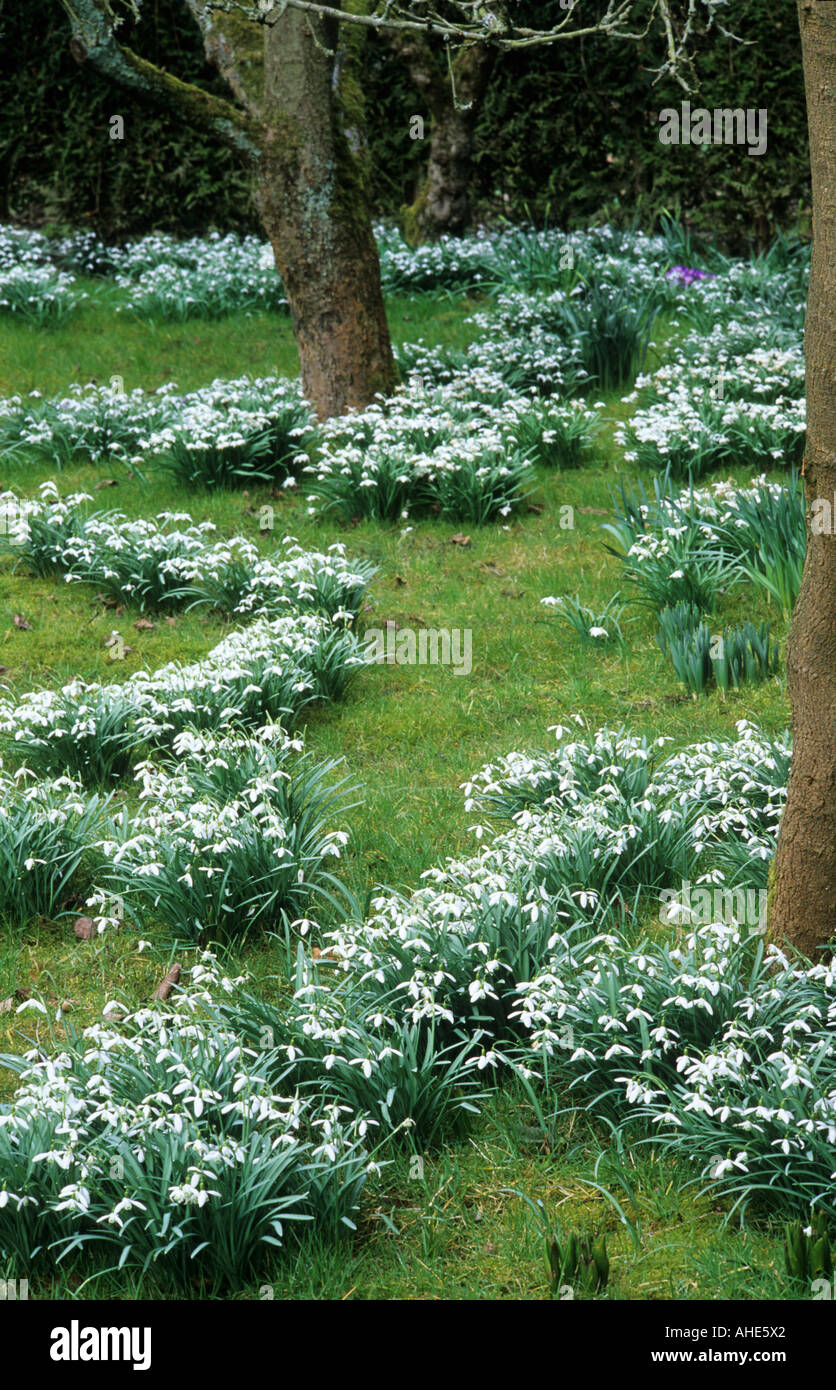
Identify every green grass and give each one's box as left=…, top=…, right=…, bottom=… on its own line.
left=0, top=289, right=795, bottom=1300
left=0, top=289, right=482, bottom=397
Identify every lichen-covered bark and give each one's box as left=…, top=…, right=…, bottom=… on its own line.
left=388, top=34, right=495, bottom=243
left=256, top=5, right=396, bottom=417
left=771, top=1, right=836, bottom=959
left=182, top=1, right=265, bottom=118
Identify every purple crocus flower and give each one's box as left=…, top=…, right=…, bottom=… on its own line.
left=665, top=265, right=715, bottom=286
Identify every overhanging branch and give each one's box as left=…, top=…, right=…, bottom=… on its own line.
left=59, top=0, right=261, bottom=159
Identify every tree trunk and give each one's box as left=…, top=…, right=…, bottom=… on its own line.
left=261, top=183, right=396, bottom=418
left=405, top=95, right=482, bottom=243
left=61, top=0, right=396, bottom=421
left=770, top=0, right=836, bottom=959
left=386, top=34, right=495, bottom=244
left=256, top=6, right=396, bottom=418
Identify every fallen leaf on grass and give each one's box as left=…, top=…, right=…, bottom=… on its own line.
left=0, top=991, right=28, bottom=1014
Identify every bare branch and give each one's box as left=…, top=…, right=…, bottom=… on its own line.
left=202, top=0, right=733, bottom=62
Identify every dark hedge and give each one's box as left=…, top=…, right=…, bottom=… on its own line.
left=0, top=0, right=808, bottom=250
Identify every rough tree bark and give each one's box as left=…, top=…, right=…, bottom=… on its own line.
left=257, top=9, right=395, bottom=415
left=771, top=0, right=836, bottom=958
left=385, top=33, right=495, bottom=243
left=59, top=0, right=396, bottom=418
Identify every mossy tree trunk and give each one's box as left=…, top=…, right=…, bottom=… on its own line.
left=386, top=33, right=495, bottom=243
left=771, top=0, right=836, bottom=958
left=59, top=0, right=396, bottom=419
left=256, top=8, right=395, bottom=417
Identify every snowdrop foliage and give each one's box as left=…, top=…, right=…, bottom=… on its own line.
left=512, top=925, right=836, bottom=1220
left=0, top=713, right=828, bottom=1286
left=97, top=729, right=355, bottom=942
left=616, top=259, right=807, bottom=479
left=603, top=471, right=806, bottom=617
left=0, top=955, right=376, bottom=1283
left=0, top=484, right=376, bottom=618
left=0, top=610, right=366, bottom=781
left=0, top=375, right=314, bottom=479
left=0, top=765, right=108, bottom=924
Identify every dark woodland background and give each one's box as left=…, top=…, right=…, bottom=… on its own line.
left=0, top=0, right=806, bottom=250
